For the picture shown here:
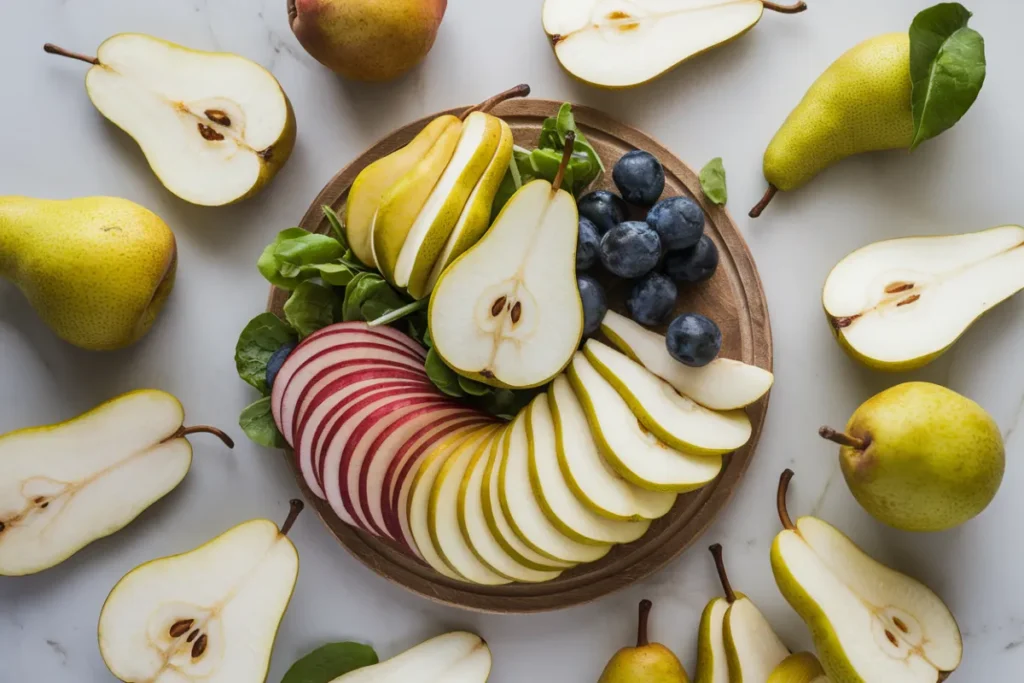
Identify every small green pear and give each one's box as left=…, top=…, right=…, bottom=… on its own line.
left=598, top=599, right=690, bottom=683
left=820, top=382, right=1004, bottom=532
left=0, top=196, right=177, bottom=350
left=768, top=653, right=828, bottom=683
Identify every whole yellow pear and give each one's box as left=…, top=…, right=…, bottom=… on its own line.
left=598, top=600, right=690, bottom=683
left=288, top=0, right=447, bottom=82
left=0, top=196, right=177, bottom=350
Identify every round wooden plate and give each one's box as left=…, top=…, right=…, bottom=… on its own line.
left=268, top=99, right=772, bottom=613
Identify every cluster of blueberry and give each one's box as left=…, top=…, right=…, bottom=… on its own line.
left=575, top=150, right=722, bottom=368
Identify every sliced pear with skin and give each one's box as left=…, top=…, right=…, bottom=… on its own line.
left=526, top=394, right=650, bottom=544
left=98, top=500, right=303, bottom=683
left=567, top=352, right=723, bottom=492
left=771, top=470, right=962, bottom=682
left=585, top=339, right=751, bottom=455
left=542, top=0, right=807, bottom=89
left=769, top=653, right=829, bottom=683
left=46, top=36, right=295, bottom=207
left=330, top=632, right=491, bottom=683
left=345, top=115, right=459, bottom=267
left=499, top=411, right=611, bottom=564
left=395, top=112, right=504, bottom=299
left=0, top=390, right=233, bottom=576
left=694, top=596, right=731, bottom=683
left=601, top=310, right=774, bottom=410
left=549, top=375, right=675, bottom=521
left=429, top=136, right=583, bottom=389
left=823, top=225, right=1024, bottom=371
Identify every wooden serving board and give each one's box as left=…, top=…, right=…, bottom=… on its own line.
left=268, top=99, right=772, bottom=613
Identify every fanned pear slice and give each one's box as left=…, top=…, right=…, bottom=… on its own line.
left=49, top=34, right=295, bottom=206
left=769, top=653, right=829, bottom=683
left=601, top=311, right=773, bottom=410
left=549, top=376, right=676, bottom=521
left=0, top=390, right=232, bottom=576
left=567, top=352, right=722, bottom=492
left=526, top=394, right=650, bottom=544
left=695, top=597, right=731, bottom=683
left=395, top=111, right=504, bottom=299
left=542, top=0, right=805, bottom=89
left=98, top=501, right=303, bottom=683
left=772, top=471, right=962, bottom=683
left=345, top=115, right=459, bottom=267
left=585, top=340, right=751, bottom=455
left=823, top=225, right=1024, bottom=370
left=429, top=142, right=583, bottom=388
left=331, top=632, right=491, bottom=683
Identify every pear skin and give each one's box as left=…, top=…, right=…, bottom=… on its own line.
left=598, top=599, right=690, bottom=683
left=768, top=652, right=827, bottom=683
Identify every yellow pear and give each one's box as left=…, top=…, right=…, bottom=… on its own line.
left=598, top=599, right=690, bottom=683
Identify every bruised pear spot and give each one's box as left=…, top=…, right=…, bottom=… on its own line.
left=197, top=123, right=225, bottom=142
left=480, top=369, right=495, bottom=379
left=204, top=109, right=231, bottom=127
left=258, top=147, right=274, bottom=161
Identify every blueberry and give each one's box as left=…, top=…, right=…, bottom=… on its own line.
left=612, top=150, right=665, bottom=206
left=577, top=190, right=627, bottom=235
left=599, top=221, right=662, bottom=279
left=646, top=196, right=704, bottom=251
left=664, top=235, right=719, bottom=285
left=266, top=341, right=297, bottom=389
left=627, top=273, right=678, bottom=326
left=577, top=275, right=608, bottom=337
left=576, top=217, right=601, bottom=271
left=666, top=314, right=721, bottom=367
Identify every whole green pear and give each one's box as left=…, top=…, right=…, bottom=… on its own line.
left=821, top=381, right=1004, bottom=531
left=288, top=0, right=446, bottom=82
left=599, top=600, right=690, bottom=683
left=0, top=196, right=177, bottom=351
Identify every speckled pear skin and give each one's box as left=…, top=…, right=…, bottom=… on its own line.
left=763, top=32, right=914, bottom=191
left=599, top=643, right=690, bottom=683
left=0, top=196, right=177, bottom=350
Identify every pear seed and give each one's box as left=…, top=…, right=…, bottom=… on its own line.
left=197, top=123, right=225, bottom=142
left=204, top=109, right=231, bottom=127
left=191, top=633, right=208, bottom=658
left=885, top=630, right=899, bottom=647
left=168, top=620, right=193, bottom=638
left=896, top=294, right=921, bottom=307
left=893, top=617, right=909, bottom=633
left=510, top=302, right=522, bottom=323
left=0, top=522, right=5, bottom=532
left=884, top=282, right=914, bottom=294
left=832, top=315, right=860, bottom=329
left=186, top=629, right=199, bottom=643
left=491, top=297, right=507, bottom=317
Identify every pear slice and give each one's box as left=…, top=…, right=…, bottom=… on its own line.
left=345, top=115, right=459, bottom=267
left=499, top=411, right=611, bottom=564
left=585, top=339, right=751, bottom=455
left=98, top=500, right=303, bottom=683
left=769, top=653, right=828, bottom=683
left=330, top=632, right=491, bottom=683
left=526, top=394, right=650, bottom=544
left=567, top=352, right=723, bottom=491
left=694, top=597, right=731, bottom=683
left=549, top=376, right=676, bottom=521
left=429, top=138, right=583, bottom=389
left=772, top=470, right=962, bottom=682
left=46, top=35, right=295, bottom=206
left=601, top=311, right=774, bottom=410
left=543, top=0, right=807, bottom=89
left=823, top=225, right=1024, bottom=370
left=0, top=390, right=232, bottom=576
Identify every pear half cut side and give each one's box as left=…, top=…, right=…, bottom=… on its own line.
left=330, top=632, right=491, bottom=683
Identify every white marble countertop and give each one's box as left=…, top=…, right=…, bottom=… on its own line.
left=2, top=0, right=1023, bottom=680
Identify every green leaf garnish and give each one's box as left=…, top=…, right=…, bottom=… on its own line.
left=425, top=348, right=465, bottom=397
left=699, top=157, right=728, bottom=205
left=283, top=281, right=342, bottom=338
left=234, top=313, right=296, bottom=394
left=281, top=642, right=378, bottom=683
left=238, top=397, right=285, bottom=448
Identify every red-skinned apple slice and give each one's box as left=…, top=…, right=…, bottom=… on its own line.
left=302, top=321, right=426, bottom=358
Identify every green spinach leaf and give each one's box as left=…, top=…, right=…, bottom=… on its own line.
left=234, top=313, right=296, bottom=394
left=257, top=227, right=365, bottom=290
left=321, top=205, right=349, bottom=249
left=281, top=642, right=378, bottom=683
left=699, top=157, right=728, bottom=205
left=909, top=3, right=985, bottom=149
left=239, top=397, right=285, bottom=448
left=283, top=281, right=342, bottom=338
left=457, top=375, right=491, bottom=397
left=425, top=348, right=465, bottom=397
left=341, top=272, right=408, bottom=323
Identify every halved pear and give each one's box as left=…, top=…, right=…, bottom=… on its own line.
left=0, top=390, right=232, bottom=576
left=47, top=35, right=295, bottom=206
left=769, top=652, right=828, bottom=683
left=429, top=141, right=583, bottom=389
left=549, top=375, right=676, bottom=521
left=601, top=311, right=774, bottom=410
left=98, top=501, right=303, bottom=683
left=585, top=340, right=751, bottom=455
left=567, top=352, right=723, bottom=492
left=694, top=597, right=730, bottom=683
left=771, top=470, right=962, bottom=682
left=395, top=112, right=505, bottom=299
left=345, top=115, right=459, bottom=267
left=331, top=632, right=491, bottom=683
left=823, top=225, right=1024, bottom=370
left=542, top=0, right=807, bottom=89
left=526, top=394, right=650, bottom=544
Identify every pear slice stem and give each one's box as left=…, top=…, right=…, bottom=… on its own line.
left=708, top=544, right=737, bottom=603
left=464, top=84, right=531, bottom=119
left=551, top=131, right=575, bottom=192
left=636, top=599, right=653, bottom=647
left=819, top=426, right=868, bottom=450
left=762, top=1, right=808, bottom=13
left=748, top=185, right=777, bottom=218
left=777, top=469, right=796, bottom=531
left=281, top=499, right=304, bottom=536
left=43, top=43, right=99, bottom=65
left=164, top=425, right=235, bottom=449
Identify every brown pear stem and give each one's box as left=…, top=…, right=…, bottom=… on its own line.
left=819, top=426, right=868, bottom=450
left=463, top=84, right=531, bottom=119
left=777, top=469, right=796, bottom=531
left=43, top=43, right=99, bottom=65
left=748, top=185, right=778, bottom=218
left=164, top=425, right=235, bottom=449
left=636, top=599, right=653, bottom=647
left=762, top=0, right=808, bottom=13
left=708, top=544, right=737, bottom=603
left=551, top=131, right=575, bottom=192
left=281, top=499, right=304, bottom=536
